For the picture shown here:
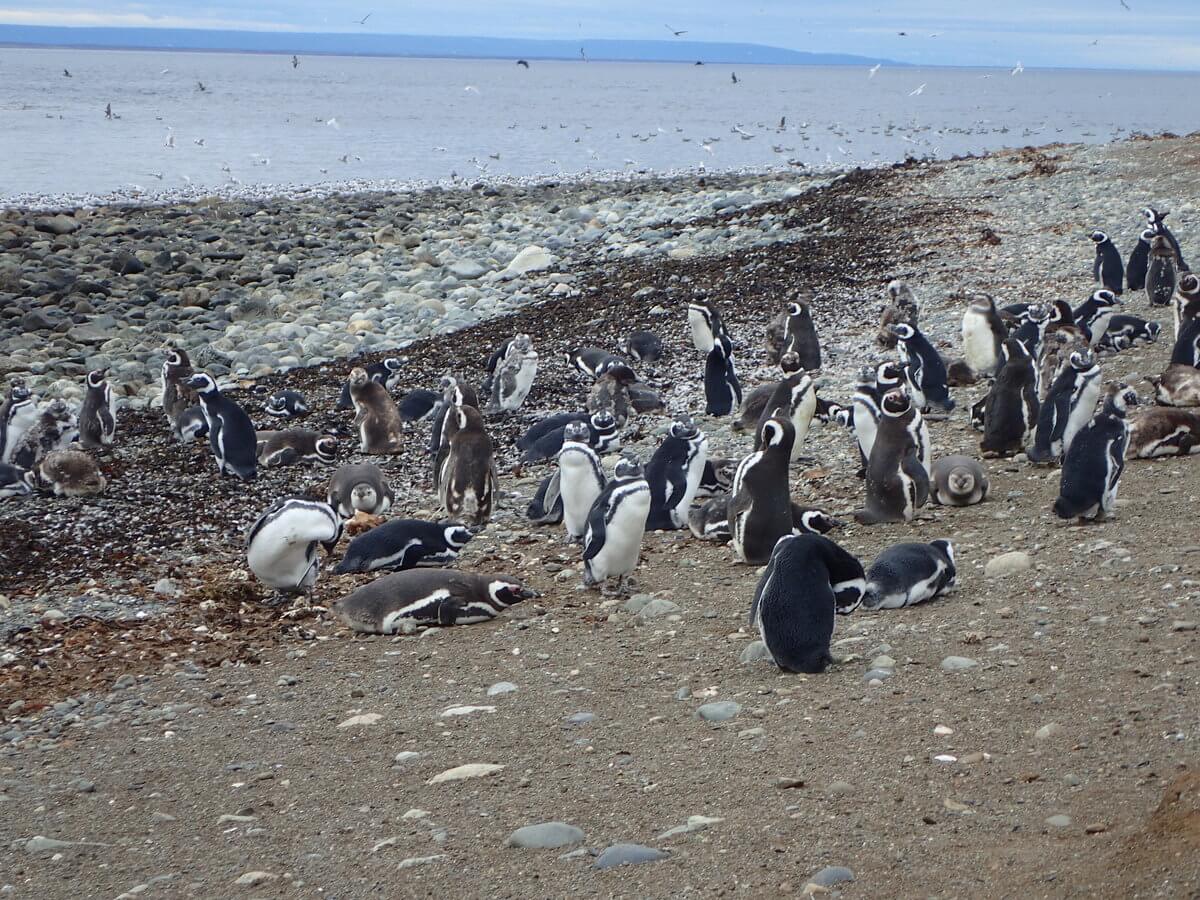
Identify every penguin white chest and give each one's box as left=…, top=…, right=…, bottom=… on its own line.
left=674, top=441, right=709, bottom=525
left=961, top=311, right=998, bottom=373
left=594, top=492, right=650, bottom=576
left=502, top=355, right=538, bottom=410
left=689, top=310, right=715, bottom=353
left=789, top=389, right=817, bottom=458
left=852, top=403, right=878, bottom=459
left=559, top=452, right=603, bottom=535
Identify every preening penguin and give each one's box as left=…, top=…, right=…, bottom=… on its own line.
left=1147, top=365, right=1200, bottom=407
left=645, top=416, right=708, bottom=531
left=526, top=470, right=564, bottom=524
left=335, top=520, right=473, bottom=574
left=1090, top=230, right=1124, bottom=294
left=703, top=334, right=742, bottom=416
left=1146, top=235, right=1178, bottom=307
left=78, top=369, right=117, bottom=449
left=960, top=293, right=1006, bottom=378
left=778, top=294, right=821, bottom=371
left=1053, top=383, right=1137, bottom=522
left=855, top=389, right=929, bottom=525
left=0, top=378, right=38, bottom=465
left=10, top=399, right=78, bottom=470
left=1126, top=228, right=1155, bottom=292
left=748, top=534, right=866, bottom=674
left=333, top=570, right=535, bottom=632
left=245, top=497, right=342, bottom=594
left=980, top=338, right=1039, bottom=458
left=265, top=389, right=309, bottom=419
left=488, top=333, right=538, bottom=413
left=327, top=462, right=393, bottom=517
left=160, top=346, right=199, bottom=441
left=687, top=296, right=724, bottom=354
left=587, top=363, right=637, bottom=425
left=0, top=462, right=34, bottom=498
left=890, top=322, right=954, bottom=411
left=1128, top=407, right=1200, bottom=458
left=1027, top=350, right=1101, bottom=464
left=37, top=449, right=106, bottom=497
left=581, top=458, right=651, bottom=593
left=438, top=404, right=496, bottom=527
left=186, top=373, right=257, bottom=481
left=930, top=456, right=989, bottom=506
left=567, top=346, right=623, bottom=379
left=558, top=420, right=607, bottom=542
left=348, top=366, right=405, bottom=454
left=729, top=414, right=795, bottom=563
left=861, top=540, right=956, bottom=611
left=1143, top=206, right=1188, bottom=270
left=256, top=429, right=337, bottom=468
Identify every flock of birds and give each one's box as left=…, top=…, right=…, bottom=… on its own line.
left=1, top=204, right=1197, bottom=671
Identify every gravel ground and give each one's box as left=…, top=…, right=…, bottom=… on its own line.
left=1, top=135, right=1198, bottom=899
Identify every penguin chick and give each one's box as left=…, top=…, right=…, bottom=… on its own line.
left=327, top=462, right=394, bottom=517
left=37, top=448, right=106, bottom=497
left=10, top=399, right=77, bottom=470
left=265, top=389, right=309, bottom=419
left=257, top=429, right=337, bottom=467
left=349, top=367, right=404, bottom=453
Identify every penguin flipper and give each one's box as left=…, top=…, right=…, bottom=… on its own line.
left=748, top=540, right=783, bottom=626
left=581, top=484, right=617, bottom=561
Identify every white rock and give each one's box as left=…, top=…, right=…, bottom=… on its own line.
left=486, top=681, right=518, bottom=696
left=427, top=763, right=504, bottom=784
left=337, top=713, right=383, bottom=728
left=985, top=551, right=1032, bottom=578
left=439, top=705, right=496, bottom=718
left=398, top=854, right=446, bottom=869
left=502, top=245, right=553, bottom=278
left=233, top=871, right=277, bottom=887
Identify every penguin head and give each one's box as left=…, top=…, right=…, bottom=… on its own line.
left=563, top=420, right=591, bottom=443
left=786, top=300, right=804, bottom=317
left=855, top=365, right=877, bottom=387
left=1025, top=304, right=1049, bottom=324
left=185, top=372, right=218, bottom=395
left=265, top=394, right=288, bottom=415
left=486, top=576, right=538, bottom=607
left=85, top=369, right=106, bottom=389
left=888, top=322, right=915, bottom=341
left=1091, top=289, right=1119, bottom=307
left=347, top=367, right=370, bottom=389
left=382, top=357, right=404, bottom=374
left=1069, top=350, right=1097, bottom=372
left=879, top=389, right=911, bottom=417
left=314, top=436, right=338, bottom=464
left=613, top=457, right=643, bottom=479
left=511, top=333, right=533, bottom=352
left=615, top=336, right=629, bottom=354
left=1140, top=228, right=1156, bottom=242
left=798, top=509, right=840, bottom=534
left=1001, top=337, right=1031, bottom=362
left=1089, top=230, right=1107, bottom=244
left=760, top=415, right=792, bottom=447
left=967, top=293, right=996, bottom=314
left=1108, top=383, right=1139, bottom=413
left=1142, top=206, right=1164, bottom=225
left=1048, top=299, right=1075, bottom=324
left=779, top=351, right=802, bottom=374
left=163, top=345, right=191, bottom=371
left=602, top=363, right=638, bottom=385
left=887, top=279, right=912, bottom=303
left=930, top=538, right=955, bottom=566
left=589, top=409, right=617, bottom=432
left=669, top=416, right=699, bottom=441
left=444, top=525, right=474, bottom=549
left=876, top=361, right=905, bottom=388
left=8, top=378, right=30, bottom=402
left=1179, top=274, right=1200, bottom=298
left=946, top=466, right=976, bottom=496
left=438, top=374, right=458, bottom=394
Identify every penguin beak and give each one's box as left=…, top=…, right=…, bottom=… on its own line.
left=518, top=587, right=541, bottom=600
left=185, top=375, right=206, bottom=389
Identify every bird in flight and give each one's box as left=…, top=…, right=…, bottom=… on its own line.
left=1120, top=0, right=1131, bottom=8
left=62, top=68, right=71, bottom=78
left=908, top=83, right=926, bottom=96
left=517, top=59, right=530, bottom=68
left=355, top=12, right=372, bottom=24
left=1011, top=60, right=1024, bottom=75
left=197, top=81, right=206, bottom=92
left=292, top=55, right=300, bottom=69
left=868, top=63, right=881, bottom=78
left=731, top=71, right=739, bottom=84
left=665, top=24, right=687, bottom=36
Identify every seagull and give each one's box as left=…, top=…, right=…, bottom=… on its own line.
left=488, top=152, right=500, bottom=160
left=1120, top=0, right=1130, bottom=8
left=730, top=71, right=739, bottom=84
left=193, top=137, right=205, bottom=146
left=163, top=128, right=176, bottom=148
left=1011, top=61, right=1024, bottom=75
left=517, top=59, right=530, bottom=68
left=63, top=68, right=71, bottom=78
left=355, top=12, right=372, bottom=24
left=147, top=172, right=164, bottom=180
left=292, top=55, right=299, bottom=69
left=339, top=154, right=349, bottom=163
left=778, top=115, right=786, bottom=129
left=160, top=68, right=170, bottom=75
left=908, top=83, right=926, bottom=96
left=701, top=143, right=714, bottom=154
left=326, top=117, right=340, bottom=129
left=197, top=81, right=207, bottom=92
left=665, top=24, right=687, bottom=36
left=464, top=85, right=480, bottom=93
left=868, top=63, right=881, bottom=78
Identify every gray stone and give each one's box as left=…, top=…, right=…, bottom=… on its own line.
left=696, top=701, right=741, bottom=723
left=940, top=656, right=979, bottom=673
left=233, top=871, right=276, bottom=887
left=635, top=597, right=680, bottom=619
left=985, top=551, right=1032, bottom=578
left=658, top=815, right=723, bottom=839
left=486, top=681, right=518, bottom=697
left=739, top=640, right=773, bottom=664
left=448, top=259, right=488, bottom=280
left=622, top=593, right=655, bottom=614
left=1035, top=722, right=1065, bottom=741
left=809, top=866, right=855, bottom=887
left=34, top=214, right=81, bottom=236
left=506, top=822, right=585, bottom=849
left=564, top=712, right=595, bottom=726
left=1045, top=814, right=1072, bottom=828
left=592, top=843, right=669, bottom=869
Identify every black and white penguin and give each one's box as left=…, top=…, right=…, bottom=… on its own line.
left=1090, top=230, right=1124, bottom=294
left=186, top=373, right=257, bottom=481
left=558, top=421, right=607, bottom=541
left=335, top=520, right=473, bottom=574
left=1175, top=274, right=1200, bottom=338
left=566, top=346, right=624, bottom=379
left=265, top=389, right=309, bottom=419
left=1054, top=383, right=1137, bottom=521
left=37, top=449, right=106, bottom=497
left=782, top=295, right=821, bottom=371
left=488, top=334, right=538, bottom=413
left=696, top=456, right=739, bottom=498
left=78, top=369, right=117, bottom=449
left=748, top=534, right=866, bottom=674
left=1169, top=315, right=1200, bottom=368
left=960, top=293, right=1006, bottom=378
left=979, top=338, right=1039, bottom=458
left=876, top=280, right=919, bottom=349
left=10, top=400, right=77, bottom=470
left=519, top=411, right=587, bottom=452
left=348, top=367, right=404, bottom=454
left=1147, top=365, right=1200, bottom=407
left=890, top=322, right=954, bottom=411
left=1101, top=314, right=1160, bottom=352
left=855, top=389, right=929, bottom=524
left=0, top=462, right=34, bottom=498
left=0, top=379, right=38, bottom=465
left=256, top=429, right=337, bottom=467
left=645, top=417, right=708, bottom=531
left=438, top=405, right=496, bottom=527
left=1028, top=350, right=1102, bottom=464
left=1143, top=206, right=1188, bottom=270
left=735, top=352, right=801, bottom=433
left=581, top=458, right=651, bottom=592
left=245, top=497, right=342, bottom=594
left=1146, top=235, right=1179, bottom=307
left=930, top=455, right=989, bottom=506
left=687, top=493, right=838, bottom=542
left=160, top=346, right=199, bottom=441
left=336, top=357, right=403, bottom=410
left=756, top=370, right=817, bottom=461
left=428, top=376, right=478, bottom=463
left=618, top=331, right=664, bottom=364
left=177, top=406, right=208, bottom=442
left=851, top=361, right=906, bottom=474
left=1128, top=407, right=1200, bottom=458
left=729, top=414, right=794, bottom=564
left=327, top=462, right=393, bottom=517
left=860, top=540, right=956, bottom=611
left=526, top=470, right=564, bottom=525
left=397, top=388, right=441, bottom=423
left=1126, top=228, right=1156, bottom=292
left=520, top=409, right=619, bottom=464
left=1011, top=304, right=1050, bottom=357
left=815, top=397, right=852, bottom=428
left=704, top=334, right=742, bottom=417
left=333, top=570, right=535, bottom=631
left=1072, top=289, right=1121, bottom=349
left=687, top=296, right=724, bottom=354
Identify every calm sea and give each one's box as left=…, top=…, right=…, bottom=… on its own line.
left=1, top=47, right=1196, bottom=205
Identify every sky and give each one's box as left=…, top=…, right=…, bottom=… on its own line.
left=1, top=1, right=1198, bottom=70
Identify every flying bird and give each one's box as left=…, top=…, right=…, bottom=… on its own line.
left=1011, top=61, right=1024, bottom=75
left=326, top=117, right=340, bottom=129
left=197, top=81, right=206, bottom=92
left=868, top=63, right=881, bottom=78
left=665, top=24, right=687, bottom=36
left=517, top=59, right=530, bottom=68
left=62, top=68, right=71, bottom=78
left=908, top=83, right=926, bottom=96
left=193, top=137, right=205, bottom=146
left=1120, top=0, right=1131, bottom=8
left=355, top=12, right=372, bottom=24
left=463, top=85, right=480, bottom=93
left=292, top=55, right=300, bottom=69
left=731, top=71, right=739, bottom=84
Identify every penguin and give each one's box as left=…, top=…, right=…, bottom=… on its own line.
left=627, top=381, right=666, bottom=414
left=1011, top=304, right=1050, bottom=357
left=587, top=364, right=637, bottom=425
left=1027, top=350, right=1102, bottom=464
left=1146, top=235, right=1178, bottom=307
left=526, top=470, right=564, bottom=525
left=688, top=494, right=839, bottom=542
left=479, top=338, right=513, bottom=400
left=930, top=456, right=989, bottom=506
left=687, top=296, right=724, bottom=354
left=438, top=405, right=496, bottom=527
left=397, top=388, right=441, bottom=423
left=488, top=333, right=538, bottom=413
left=327, top=462, right=393, bottom=518
left=0, top=378, right=38, bottom=465
left=1147, top=365, right=1200, bottom=407
left=855, top=388, right=929, bottom=524
left=1100, top=314, right=1160, bottom=352
left=265, top=390, right=309, bottom=419
left=1126, top=227, right=1155, bottom=292
left=696, top=456, right=739, bottom=498
left=186, top=373, right=257, bottom=481
left=748, top=533, right=866, bottom=674
left=1053, top=383, right=1137, bottom=522
left=1169, top=316, right=1200, bottom=368
left=567, top=346, right=624, bottom=378
left=946, top=359, right=978, bottom=387
left=876, top=280, right=919, bottom=350
left=704, top=334, right=742, bottom=416
left=618, top=331, right=663, bottom=364
left=348, top=366, right=404, bottom=454
left=1127, top=407, right=1200, bottom=458
left=645, top=416, right=708, bottom=531
left=160, top=346, right=199, bottom=441
left=332, top=570, right=535, bottom=632
left=890, top=322, right=954, bottom=411
left=581, top=458, right=651, bottom=593
left=734, top=353, right=802, bottom=433
left=1174, top=274, right=1200, bottom=340
left=1143, top=206, right=1188, bottom=270
left=336, top=357, right=403, bottom=410
left=0, top=462, right=34, bottom=499
left=177, top=406, right=208, bottom=442
left=558, top=420, right=607, bottom=541
left=815, top=397, right=852, bottom=428
left=755, top=370, right=817, bottom=461
left=428, top=376, right=478, bottom=462
left=520, top=409, right=619, bottom=464
left=1090, top=230, right=1124, bottom=294
left=245, top=497, right=342, bottom=594
left=851, top=361, right=907, bottom=474
left=1071, top=289, right=1120, bottom=349
left=767, top=295, right=821, bottom=370
left=860, top=540, right=956, bottom=611
left=960, top=293, right=1006, bottom=378
left=78, top=369, right=117, bottom=449
left=36, top=449, right=106, bottom=497
left=979, top=338, right=1039, bottom=458
left=729, top=414, right=795, bottom=564
left=335, top=520, right=474, bottom=574
left=10, top=400, right=77, bottom=470
left=1037, top=332, right=1084, bottom=405
left=256, top=429, right=337, bottom=467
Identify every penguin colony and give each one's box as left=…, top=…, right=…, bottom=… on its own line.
left=2, top=203, right=1195, bottom=667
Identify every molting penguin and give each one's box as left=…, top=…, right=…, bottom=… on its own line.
left=78, top=369, right=117, bottom=449
left=160, top=346, right=199, bottom=441
left=1090, top=230, right=1124, bottom=294
left=265, top=389, right=309, bottom=419
left=861, top=540, right=956, bottom=610
left=488, top=333, right=538, bottom=413
left=645, top=416, right=708, bottom=531
left=480, top=338, right=513, bottom=400
left=256, top=429, right=337, bottom=468
left=704, top=334, right=742, bottom=416
left=336, top=357, right=403, bottom=410
left=348, top=366, right=404, bottom=454
left=1028, top=349, right=1102, bottom=464
left=37, top=449, right=106, bottom=497
left=587, top=363, right=637, bottom=425
left=558, top=420, right=607, bottom=541
left=245, top=497, right=341, bottom=595
left=10, top=400, right=77, bottom=470
left=333, top=570, right=534, bottom=631
left=335, top=520, right=473, bottom=574
left=890, top=322, right=954, bottom=411
left=327, top=462, right=393, bottom=517
left=0, top=379, right=38, bottom=465
left=1143, top=206, right=1188, bottom=269
left=526, top=470, right=564, bottom=525
left=1126, top=228, right=1155, bottom=292
left=429, top=376, right=478, bottom=465
left=979, top=338, right=1039, bottom=458
left=186, top=374, right=256, bottom=481
left=618, top=331, right=664, bottom=364
left=960, top=293, right=1006, bottom=377
left=687, top=296, right=724, bottom=354
left=1072, top=289, right=1120, bottom=349
left=581, top=458, right=651, bottom=593
left=748, top=534, right=866, bottom=674
left=438, top=405, right=496, bottom=527
left=1146, top=235, right=1179, bottom=307
left=1053, top=383, right=1137, bottom=522
left=0, top=462, right=34, bottom=498
left=729, top=414, right=795, bottom=563
left=1128, top=407, right=1200, bottom=458
left=855, top=389, right=929, bottom=524
left=930, top=455, right=989, bottom=506
left=1148, top=365, right=1200, bottom=407
left=876, top=280, right=919, bottom=349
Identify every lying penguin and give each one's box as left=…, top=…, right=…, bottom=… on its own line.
left=333, top=570, right=536, bottom=631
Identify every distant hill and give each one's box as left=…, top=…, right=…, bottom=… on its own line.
left=0, top=24, right=901, bottom=67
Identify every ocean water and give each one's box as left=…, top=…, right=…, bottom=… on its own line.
left=1, top=47, right=1197, bottom=206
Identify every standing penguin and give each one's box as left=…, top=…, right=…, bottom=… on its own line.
left=860, top=540, right=956, bottom=610
left=855, top=389, right=929, bottom=524
left=1090, top=230, right=1124, bottom=294
left=581, top=458, right=651, bottom=593
left=558, top=420, right=607, bottom=542
left=687, top=296, right=724, bottom=354
left=245, top=497, right=342, bottom=595
left=1143, top=206, right=1188, bottom=270
left=488, top=334, right=538, bottom=413
left=1126, top=228, right=1155, bottom=292
left=980, top=338, right=1039, bottom=458
left=349, top=367, right=405, bottom=454
left=160, top=346, right=200, bottom=441
left=729, top=414, right=795, bottom=564
left=756, top=370, right=817, bottom=461
left=1028, top=350, right=1102, bottom=464
left=749, top=534, right=866, bottom=674
left=327, top=462, right=393, bottom=517
left=78, top=370, right=117, bottom=449
left=438, top=405, right=496, bottom=527
left=1072, top=289, right=1121, bottom=349
left=1146, top=235, right=1179, bottom=307
left=704, top=334, right=742, bottom=416
left=186, top=374, right=257, bottom=481
left=1053, top=383, right=1137, bottom=521
left=0, top=379, right=38, bottom=465
left=876, top=280, right=919, bottom=349
left=959, top=293, right=1006, bottom=378
left=1174, top=274, right=1200, bottom=339
left=768, top=294, right=821, bottom=370
left=335, top=520, right=473, bottom=574
left=645, top=416, right=708, bottom=530
left=890, top=322, right=954, bottom=411
left=336, top=357, right=403, bottom=411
